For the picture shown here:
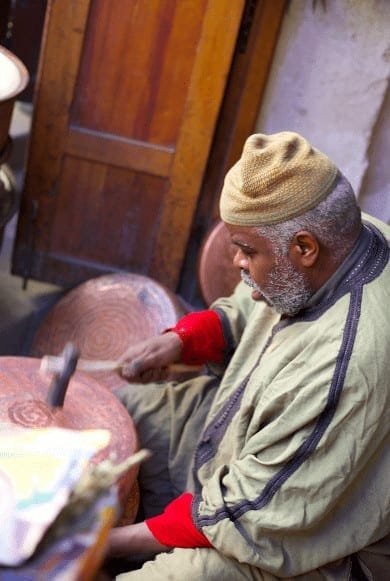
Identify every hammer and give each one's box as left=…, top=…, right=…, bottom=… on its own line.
left=45, top=342, right=80, bottom=408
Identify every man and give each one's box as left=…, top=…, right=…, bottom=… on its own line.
left=107, top=132, right=390, bottom=579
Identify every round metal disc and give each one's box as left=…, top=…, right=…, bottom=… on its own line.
left=198, top=221, right=241, bottom=306
left=31, top=273, right=185, bottom=390
left=0, top=356, right=139, bottom=521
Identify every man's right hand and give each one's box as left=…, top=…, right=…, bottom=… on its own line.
left=118, top=331, right=183, bottom=383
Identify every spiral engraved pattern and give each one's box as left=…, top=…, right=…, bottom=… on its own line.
left=8, top=400, right=54, bottom=427
left=30, top=273, right=185, bottom=390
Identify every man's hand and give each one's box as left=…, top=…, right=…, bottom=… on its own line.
left=118, top=332, right=183, bottom=382
left=106, top=521, right=169, bottom=558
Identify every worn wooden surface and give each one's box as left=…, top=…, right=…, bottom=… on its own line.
left=12, top=0, right=245, bottom=290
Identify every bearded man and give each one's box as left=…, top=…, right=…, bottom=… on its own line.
left=107, top=132, right=390, bottom=580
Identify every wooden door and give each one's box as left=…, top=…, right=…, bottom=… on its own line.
left=12, top=0, right=245, bottom=290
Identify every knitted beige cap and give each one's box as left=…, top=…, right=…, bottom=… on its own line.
left=220, top=131, right=339, bottom=226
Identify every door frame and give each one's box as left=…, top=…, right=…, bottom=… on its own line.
left=178, top=0, right=287, bottom=304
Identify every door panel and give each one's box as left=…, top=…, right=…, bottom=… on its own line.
left=50, top=158, right=167, bottom=270
left=12, top=0, right=245, bottom=289
left=72, top=0, right=207, bottom=145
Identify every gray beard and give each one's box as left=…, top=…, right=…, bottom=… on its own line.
left=240, top=259, right=312, bottom=316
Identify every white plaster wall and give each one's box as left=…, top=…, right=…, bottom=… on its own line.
left=256, top=0, right=390, bottom=222
left=358, top=84, right=390, bottom=221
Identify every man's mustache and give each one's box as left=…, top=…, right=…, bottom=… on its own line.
left=240, top=269, right=257, bottom=289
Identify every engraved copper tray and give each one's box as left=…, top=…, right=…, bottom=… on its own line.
left=197, top=220, right=241, bottom=306
left=0, top=356, right=139, bottom=521
left=31, top=273, right=186, bottom=391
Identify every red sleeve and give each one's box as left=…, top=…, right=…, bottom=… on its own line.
left=170, top=310, right=225, bottom=365
left=145, top=492, right=212, bottom=548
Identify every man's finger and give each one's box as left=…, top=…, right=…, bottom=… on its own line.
left=120, top=359, right=144, bottom=380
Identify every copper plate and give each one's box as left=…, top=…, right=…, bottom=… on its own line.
left=31, top=273, right=186, bottom=390
left=0, top=356, right=139, bottom=521
left=198, top=220, right=241, bottom=306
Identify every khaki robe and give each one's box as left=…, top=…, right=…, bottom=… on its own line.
left=117, top=217, right=390, bottom=580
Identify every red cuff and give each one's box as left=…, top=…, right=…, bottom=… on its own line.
left=170, top=310, right=225, bottom=365
left=145, top=493, right=212, bottom=548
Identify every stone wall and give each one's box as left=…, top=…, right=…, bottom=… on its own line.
left=256, top=0, right=390, bottom=222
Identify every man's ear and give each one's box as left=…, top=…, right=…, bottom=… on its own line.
left=289, top=231, right=319, bottom=268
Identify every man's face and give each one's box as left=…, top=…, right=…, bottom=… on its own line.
left=225, top=224, right=312, bottom=316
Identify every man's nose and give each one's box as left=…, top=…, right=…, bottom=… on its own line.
left=233, top=248, right=248, bottom=269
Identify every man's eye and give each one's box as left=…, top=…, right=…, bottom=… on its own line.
left=233, top=244, right=255, bottom=257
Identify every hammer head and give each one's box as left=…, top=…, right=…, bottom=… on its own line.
left=45, top=343, right=80, bottom=408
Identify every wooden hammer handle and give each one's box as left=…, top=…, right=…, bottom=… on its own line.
left=40, top=356, right=200, bottom=375
left=40, top=356, right=119, bottom=374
